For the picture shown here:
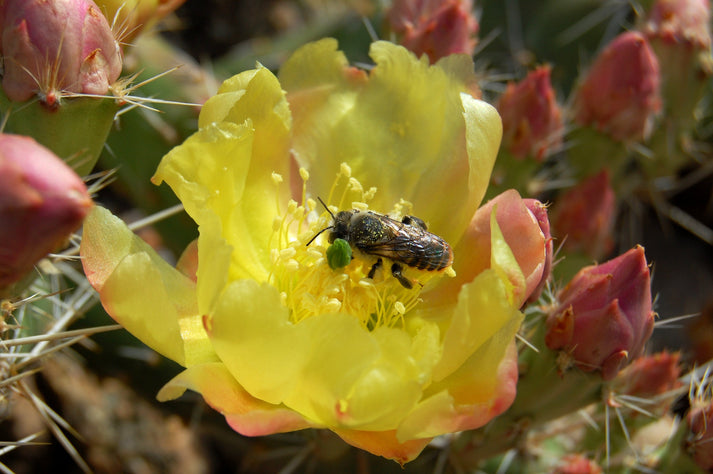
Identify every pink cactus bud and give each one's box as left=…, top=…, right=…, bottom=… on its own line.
left=387, top=0, right=478, bottom=62
left=553, top=454, right=603, bottom=474
left=497, top=65, right=564, bottom=161
left=688, top=402, right=713, bottom=470
left=573, top=31, right=661, bottom=142
left=0, top=134, right=92, bottom=288
left=545, top=246, right=655, bottom=380
left=614, top=351, right=682, bottom=397
left=644, top=0, right=711, bottom=49
left=0, top=0, right=122, bottom=105
left=551, top=170, right=616, bottom=260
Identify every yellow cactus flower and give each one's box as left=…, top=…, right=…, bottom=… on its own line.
left=81, top=39, right=525, bottom=464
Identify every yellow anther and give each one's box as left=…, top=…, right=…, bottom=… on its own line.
left=279, top=247, right=297, bottom=259
left=349, top=177, right=363, bottom=192
left=307, top=247, right=324, bottom=259
left=306, top=198, right=316, bottom=212
left=293, top=206, right=305, bottom=220
left=325, top=298, right=342, bottom=312
left=340, top=162, right=352, bottom=177
left=271, top=172, right=283, bottom=184
left=299, top=167, right=310, bottom=181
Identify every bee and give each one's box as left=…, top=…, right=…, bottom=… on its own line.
left=307, top=198, right=453, bottom=289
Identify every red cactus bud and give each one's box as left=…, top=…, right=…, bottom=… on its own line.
left=614, top=351, right=682, bottom=397
left=498, top=65, right=564, bottom=161
left=546, top=246, right=655, bottom=380
left=641, top=0, right=712, bottom=149
left=0, top=134, right=92, bottom=288
left=644, top=0, right=711, bottom=49
left=688, top=402, right=713, bottom=470
left=0, top=0, right=122, bottom=105
left=553, top=454, right=603, bottom=474
left=387, top=0, right=478, bottom=62
left=573, top=32, right=661, bottom=142
left=551, top=170, right=616, bottom=260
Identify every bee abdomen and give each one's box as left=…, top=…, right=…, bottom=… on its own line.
left=404, top=240, right=453, bottom=271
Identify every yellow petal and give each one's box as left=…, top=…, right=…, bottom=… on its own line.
left=462, top=95, right=503, bottom=222
left=207, top=279, right=436, bottom=431
left=200, top=67, right=292, bottom=190
left=153, top=66, right=293, bottom=286
left=152, top=122, right=255, bottom=313
left=281, top=39, right=501, bottom=243
left=206, top=279, right=310, bottom=405
left=432, top=269, right=523, bottom=381
left=80, top=206, right=216, bottom=366
left=397, top=343, right=519, bottom=440
left=157, top=362, right=315, bottom=436
left=334, top=428, right=431, bottom=465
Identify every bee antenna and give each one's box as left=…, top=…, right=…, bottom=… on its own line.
left=305, top=226, right=333, bottom=246
left=317, top=196, right=335, bottom=219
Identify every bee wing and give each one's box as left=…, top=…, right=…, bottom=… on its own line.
left=357, top=217, right=452, bottom=270
left=357, top=220, right=426, bottom=258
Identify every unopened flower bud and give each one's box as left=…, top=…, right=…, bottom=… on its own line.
left=551, top=170, right=616, bottom=260
left=687, top=402, right=713, bottom=470
left=498, top=65, right=563, bottom=161
left=546, top=246, right=655, bottom=380
left=553, top=454, right=603, bottom=474
left=613, top=351, right=682, bottom=398
left=644, top=0, right=711, bottom=49
left=0, top=0, right=122, bottom=105
left=0, top=134, right=92, bottom=288
left=573, top=32, right=661, bottom=142
left=641, top=0, right=712, bottom=163
left=387, top=0, right=478, bottom=63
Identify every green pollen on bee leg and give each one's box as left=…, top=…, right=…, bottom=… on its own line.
left=326, top=238, right=352, bottom=269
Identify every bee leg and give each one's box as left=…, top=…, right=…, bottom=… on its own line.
left=390, top=263, right=413, bottom=289
left=368, top=258, right=383, bottom=279
left=402, top=215, right=427, bottom=230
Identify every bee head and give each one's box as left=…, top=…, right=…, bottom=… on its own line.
left=329, top=211, right=354, bottom=243
left=306, top=197, right=346, bottom=247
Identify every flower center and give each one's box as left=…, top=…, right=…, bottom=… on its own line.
left=267, top=163, right=453, bottom=331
